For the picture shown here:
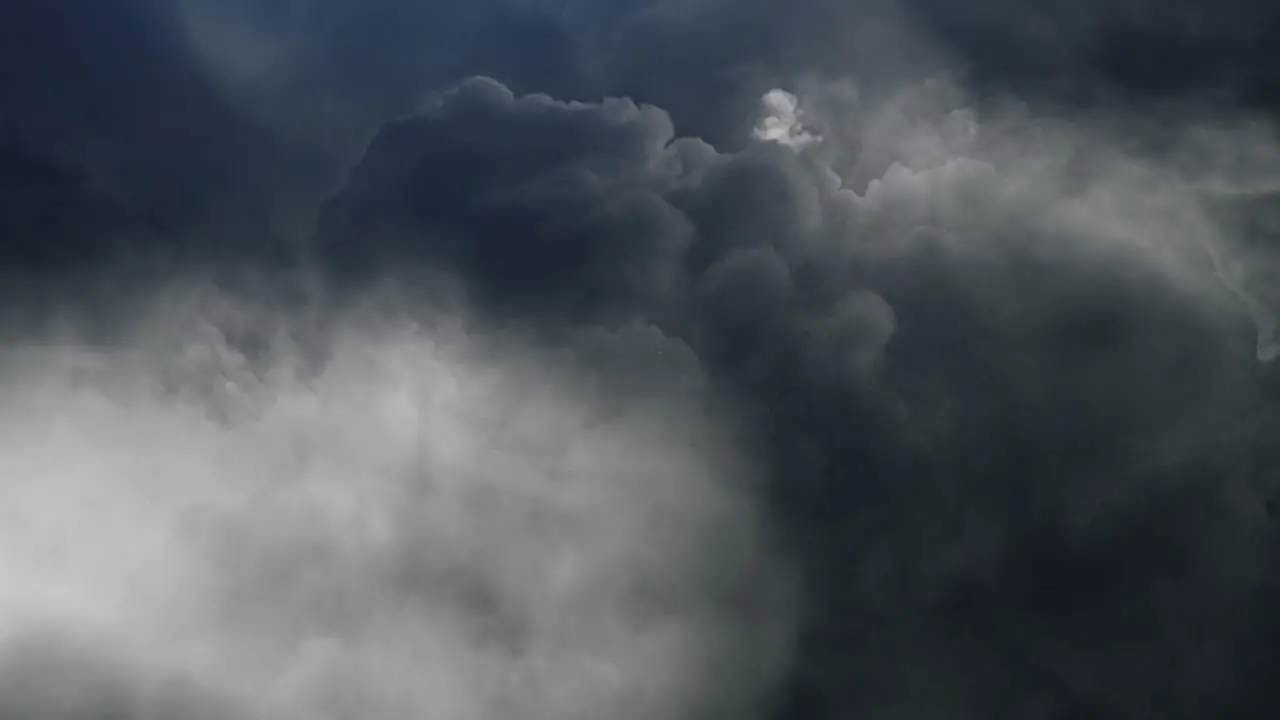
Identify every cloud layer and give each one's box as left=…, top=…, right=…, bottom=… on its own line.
left=6, top=1, right=1280, bottom=718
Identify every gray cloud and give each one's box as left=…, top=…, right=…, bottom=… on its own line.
left=0, top=632, right=243, bottom=720
left=310, top=74, right=1280, bottom=717
left=7, top=1, right=1280, bottom=718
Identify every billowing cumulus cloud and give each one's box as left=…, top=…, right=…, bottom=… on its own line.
left=311, top=74, right=1280, bottom=717
left=6, top=1, right=1280, bottom=719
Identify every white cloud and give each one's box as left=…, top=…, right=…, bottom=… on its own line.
left=753, top=89, right=821, bottom=149
left=0, top=290, right=795, bottom=720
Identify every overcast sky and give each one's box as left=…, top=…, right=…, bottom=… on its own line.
left=4, top=2, right=1280, bottom=718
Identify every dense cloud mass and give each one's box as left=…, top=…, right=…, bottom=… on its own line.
left=313, top=72, right=1280, bottom=717
left=5, top=1, right=1280, bottom=719
left=0, top=292, right=793, bottom=720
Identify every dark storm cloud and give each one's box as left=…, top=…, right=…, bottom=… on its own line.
left=312, top=72, right=1280, bottom=717
left=9, top=0, right=1276, bottom=274
left=313, top=77, right=693, bottom=319
left=6, top=1, right=1280, bottom=719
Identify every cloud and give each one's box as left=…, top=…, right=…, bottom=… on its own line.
left=8, top=1, right=1280, bottom=718
left=0, top=286, right=794, bottom=720
left=753, top=89, right=821, bottom=149
left=312, top=74, right=1280, bottom=717
left=13, top=0, right=1277, bottom=264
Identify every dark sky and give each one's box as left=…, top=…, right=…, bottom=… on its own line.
left=4, top=2, right=1280, bottom=719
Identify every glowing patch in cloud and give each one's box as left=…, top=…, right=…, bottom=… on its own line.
left=753, top=89, right=820, bottom=149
